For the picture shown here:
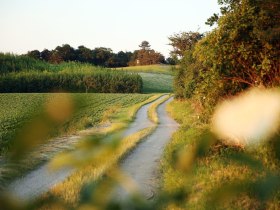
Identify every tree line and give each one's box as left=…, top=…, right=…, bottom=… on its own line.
left=26, top=41, right=174, bottom=67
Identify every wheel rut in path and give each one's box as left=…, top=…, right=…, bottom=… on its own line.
left=115, top=97, right=179, bottom=200
left=7, top=95, right=166, bottom=202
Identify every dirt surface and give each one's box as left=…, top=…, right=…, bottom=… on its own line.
left=7, top=96, right=167, bottom=202
left=114, top=97, right=179, bottom=200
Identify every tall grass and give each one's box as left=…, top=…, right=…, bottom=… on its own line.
left=0, top=53, right=51, bottom=74
left=0, top=70, right=142, bottom=93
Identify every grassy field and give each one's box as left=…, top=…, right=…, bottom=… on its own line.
left=114, top=64, right=176, bottom=75
left=161, top=99, right=280, bottom=209
left=139, top=72, right=174, bottom=93
left=0, top=93, right=154, bottom=155
left=114, top=65, right=175, bottom=93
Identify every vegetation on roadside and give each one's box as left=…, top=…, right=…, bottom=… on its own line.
left=160, top=1, right=280, bottom=209
left=173, top=0, right=279, bottom=119
left=162, top=97, right=280, bottom=209
left=148, top=94, right=171, bottom=124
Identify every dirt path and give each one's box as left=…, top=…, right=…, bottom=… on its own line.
left=115, top=97, right=179, bottom=200
left=7, top=96, right=167, bottom=202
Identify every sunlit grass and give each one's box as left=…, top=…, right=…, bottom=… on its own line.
left=139, top=73, right=174, bottom=93
left=161, top=98, right=280, bottom=209
left=148, top=94, right=171, bottom=124
left=114, top=64, right=176, bottom=75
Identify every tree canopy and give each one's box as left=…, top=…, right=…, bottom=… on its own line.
left=174, top=0, right=280, bottom=115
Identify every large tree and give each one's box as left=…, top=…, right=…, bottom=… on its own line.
left=130, top=41, right=165, bottom=66
left=168, top=31, right=203, bottom=59
left=76, top=45, right=93, bottom=63
left=54, top=44, right=76, bottom=62
left=92, top=47, right=113, bottom=67
left=139, top=41, right=151, bottom=51
left=27, top=50, right=41, bottom=60
left=41, top=49, right=51, bottom=62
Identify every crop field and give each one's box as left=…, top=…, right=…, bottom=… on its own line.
left=139, top=72, right=174, bottom=93
left=115, top=64, right=176, bottom=75
left=115, top=65, right=175, bottom=93
left=0, top=93, right=152, bottom=156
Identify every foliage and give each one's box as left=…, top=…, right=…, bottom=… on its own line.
left=24, top=45, right=133, bottom=67
left=168, top=31, right=203, bottom=59
left=139, top=40, right=151, bottom=51
left=174, top=0, right=280, bottom=119
left=0, top=53, right=53, bottom=74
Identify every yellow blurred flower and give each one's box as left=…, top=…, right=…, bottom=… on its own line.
left=212, top=88, right=280, bottom=146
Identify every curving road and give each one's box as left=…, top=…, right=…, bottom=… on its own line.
left=114, top=97, right=179, bottom=200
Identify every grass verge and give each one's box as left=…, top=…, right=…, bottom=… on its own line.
left=148, top=94, right=171, bottom=124
left=161, top=99, right=280, bottom=209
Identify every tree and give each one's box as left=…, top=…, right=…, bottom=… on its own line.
left=76, top=46, right=93, bottom=63
left=174, top=0, right=280, bottom=107
left=55, top=44, right=76, bottom=62
left=92, top=47, right=113, bottom=67
left=166, top=57, right=177, bottom=65
left=129, top=41, right=165, bottom=66
left=168, top=31, right=203, bottom=59
left=139, top=41, right=151, bottom=51
left=49, top=51, right=63, bottom=64
left=106, top=51, right=133, bottom=68
left=41, top=49, right=51, bottom=62
left=27, top=50, right=41, bottom=60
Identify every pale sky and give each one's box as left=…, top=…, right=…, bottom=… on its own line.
left=0, top=0, right=220, bottom=57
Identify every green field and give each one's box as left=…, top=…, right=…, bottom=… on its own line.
left=115, top=64, right=175, bottom=93
left=139, top=72, right=174, bottom=93
left=115, top=64, right=176, bottom=75
left=0, top=93, right=152, bottom=156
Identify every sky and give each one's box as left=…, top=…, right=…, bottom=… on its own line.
left=0, top=0, right=220, bottom=57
